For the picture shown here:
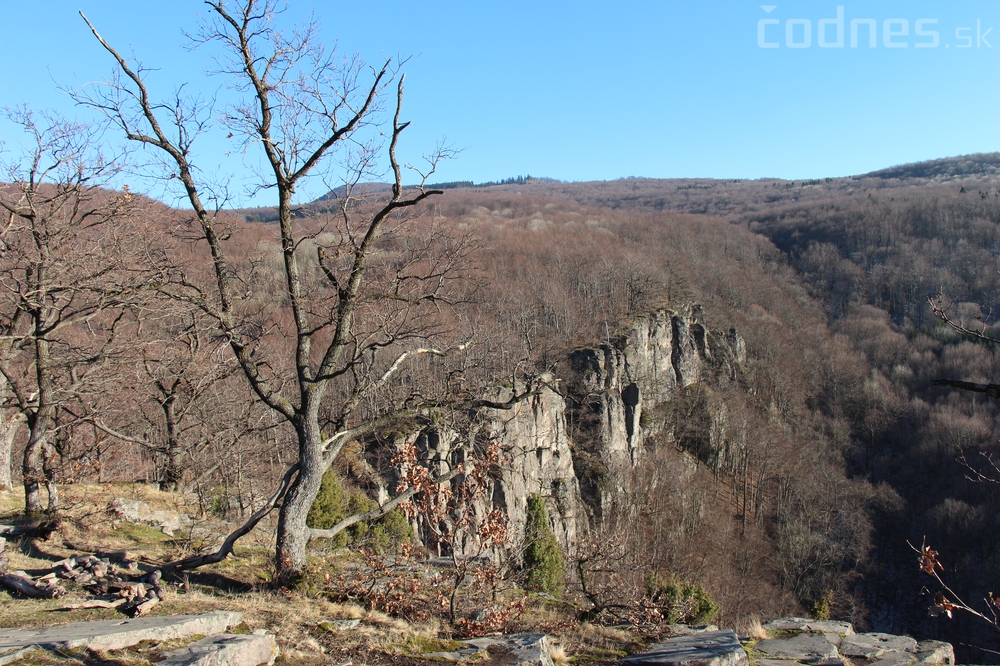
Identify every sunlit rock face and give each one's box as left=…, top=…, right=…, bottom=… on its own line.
left=567, top=305, right=744, bottom=520
left=377, top=304, right=744, bottom=559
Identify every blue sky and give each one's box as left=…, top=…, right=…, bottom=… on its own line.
left=2, top=1, right=999, bottom=206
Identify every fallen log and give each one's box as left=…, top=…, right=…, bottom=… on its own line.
left=56, top=599, right=124, bottom=611
left=1, top=572, right=66, bottom=598
left=0, top=521, right=59, bottom=540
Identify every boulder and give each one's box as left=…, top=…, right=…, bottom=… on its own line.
left=158, top=632, right=278, bottom=666
left=107, top=497, right=191, bottom=536
left=914, top=640, right=955, bottom=665
left=622, top=629, right=748, bottom=666
left=755, top=633, right=841, bottom=663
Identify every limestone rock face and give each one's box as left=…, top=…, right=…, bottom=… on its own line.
left=568, top=305, right=744, bottom=518
left=484, top=383, right=581, bottom=553
left=392, top=380, right=582, bottom=557
left=571, top=305, right=743, bottom=460
left=380, top=304, right=743, bottom=555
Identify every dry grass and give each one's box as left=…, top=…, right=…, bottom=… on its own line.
left=0, top=483, right=663, bottom=665
left=736, top=615, right=770, bottom=640
left=550, top=643, right=569, bottom=666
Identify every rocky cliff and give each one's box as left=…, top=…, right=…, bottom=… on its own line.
left=385, top=304, right=744, bottom=559
left=565, top=304, right=745, bottom=523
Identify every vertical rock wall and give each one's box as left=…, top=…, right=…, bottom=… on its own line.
left=376, top=304, right=744, bottom=559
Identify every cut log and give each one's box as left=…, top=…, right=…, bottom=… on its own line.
left=0, top=521, right=59, bottom=540
left=124, top=595, right=159, bottom=617
left=57, top=599, right=124, bottom=611
left=143, top=570, right=164, bottom=598
left=52, top=555, right=78, bottom=571
left=110, top=582, right=145, bottom=599
left=1, top=572, right=66, bottom=598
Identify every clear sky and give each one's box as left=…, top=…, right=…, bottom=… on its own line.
left=2, top=1, right=999, bottom=207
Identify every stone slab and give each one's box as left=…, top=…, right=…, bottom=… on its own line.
left=0, top=646, right=37, bottom=666
left=159, top=633, right=278, bottom=666
left=622, top=630, right=748, bottom=666
left=763, top=618, right=854, bottom=636
left=427, top=633, right=552, bottom=666
left=756, top=633, right=841, bottom=663
left=870, top=651, right=914, bottom=666
left=840, top=633, right=918, bottom=659
left=318, top=619, right=361, bottom=631
left=915, top=641, right=955, bottom=665
left=671, top=625, right=721, bottom=636
left=0, top=610, right=242, bottom=652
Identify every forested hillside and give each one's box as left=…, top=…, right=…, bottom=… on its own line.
left=5, top=143, right=1000, bottom=660
left=510, top=157, right=1000, bottom=660
left=0, top=177, right=882, bottom=627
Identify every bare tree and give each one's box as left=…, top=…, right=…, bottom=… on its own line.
left=79, top=308, right=244, bottom=491
left=75, top=0, right=514, bottom=584
left=0, top=108, right=138, bottom=513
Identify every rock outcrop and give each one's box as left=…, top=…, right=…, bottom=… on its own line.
left=375, top=304, right=744, bottom=558
left=622, top=629, right=748, bottom=666
left=622, top=619, right=954, bottom=666
left=753, top=618, right=954, bottom=666
left=396, top=378, right=582, bottom=558
left=567, top=305, right=744, bottom=521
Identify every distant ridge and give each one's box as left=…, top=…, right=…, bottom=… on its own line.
left=862, top=152, right=1000, bottom=180
left=313, top=182, right=393, bottom=202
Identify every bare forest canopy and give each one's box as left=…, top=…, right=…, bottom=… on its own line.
left=261, top=150, right=1000, bottom=658
left=5, top=147, right=1000, bottom=659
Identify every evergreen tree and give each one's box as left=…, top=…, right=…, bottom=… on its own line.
left=523, top=494, right=566, bottom=596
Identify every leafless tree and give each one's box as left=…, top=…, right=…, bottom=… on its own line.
left=0, top=108, right=139, bottom=513
left=75, top=0, right=523, bottom=584
left=79, top=308, right=244, bottom=491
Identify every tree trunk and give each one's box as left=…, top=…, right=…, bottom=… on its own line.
left=24, top=336, right=55, bottom=515
left=0, top=412, right=22, bottom=493
left=0, top=374, right=22, bottom=492
left=160, top=396, right=182, bottom=492
left=274, top=415, right=326, bottom=586
left=22, top=434, right=44, bottom=514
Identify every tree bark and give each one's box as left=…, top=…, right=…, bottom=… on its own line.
left=274, top=411, right=325, bottom=585
left=0, top=417, right=20, bottom=493
left=0, top=374, right=22, bottom=492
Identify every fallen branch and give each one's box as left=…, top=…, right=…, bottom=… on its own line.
left=0, top=521, right=59, bottom=540
left=56, top=599, right=123, bottom=611
left=163, top=463, right=299, bottom=572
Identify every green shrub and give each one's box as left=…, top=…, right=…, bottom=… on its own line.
left=523, top=494, right=566, bottom=596
left=307, top=468, right=413, bottom=552
left=307, top=469, right=350, bottom=548
left=645, top=572, right=719, bottom=625
left=370, top=507, right=414, bottom=554
left=812, top=589, right=834, bottom=621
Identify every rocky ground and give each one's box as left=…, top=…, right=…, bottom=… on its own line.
left=0, top=487, right=964, bottom=666
left=0, top=612, right=959, bottom=666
